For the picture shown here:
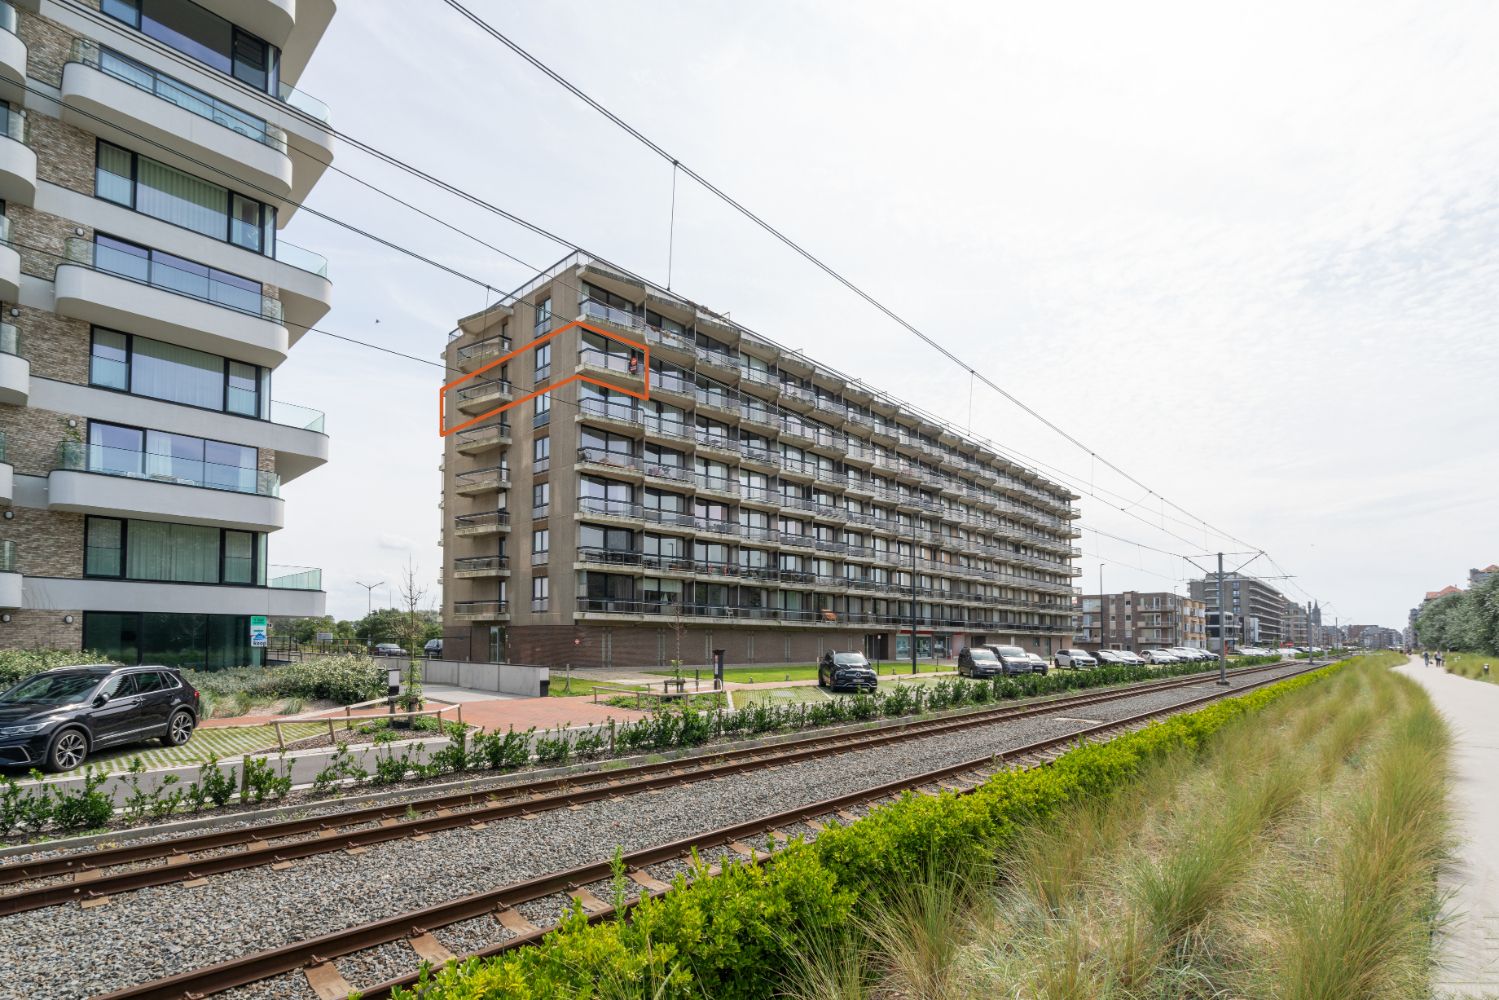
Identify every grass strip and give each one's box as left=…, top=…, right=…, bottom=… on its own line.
left=392, top=659, right=1355, bottom=1000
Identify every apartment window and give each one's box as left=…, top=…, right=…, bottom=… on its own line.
left=580, top=524, right=634, bottom=552
left=533, top=390, right=551, bottom=428
left=693, top=541, right=729, bottom=565
left=85, top=516, right=264, bottom=585
left=533, top=435, right=550, bottom=474
left=580, top=427, right=632, bottom=456
left=92, top=234, right=265, bottom=316
left=86, top=421, right=260, bottom=493
left=642, top=577, right=681, bottom=606
left=531, top=575, right=549, bottom=611
left=96, top=143, right=276, bottom=253
left=531, top=529, right=549, bottom=565
left=103, top=0, right=279, bottom=93
left=644, top=534, right=686, bottom=560
left=90, top=328, right=267, bottom=417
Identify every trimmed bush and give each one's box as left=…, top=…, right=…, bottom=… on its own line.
left=395, top=659, right=1349, bottom=1000
left=0, top=649, right=113, bottom=687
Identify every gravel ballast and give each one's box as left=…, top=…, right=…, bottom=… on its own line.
left=0, top=664, right=1314, bottom=1000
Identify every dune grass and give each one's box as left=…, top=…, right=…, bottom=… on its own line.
left=1441, top=651, right=1495, bottom=683
left=781, top=651, right=1450, bottom=1000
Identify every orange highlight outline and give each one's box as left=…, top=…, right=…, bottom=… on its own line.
left=440, top=321, right=651, bottom=436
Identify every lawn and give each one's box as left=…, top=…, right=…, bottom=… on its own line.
left=780, top=651, right=1450, bottom=999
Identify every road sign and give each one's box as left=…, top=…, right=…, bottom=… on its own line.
left=250, top=615, right=268, bottom=648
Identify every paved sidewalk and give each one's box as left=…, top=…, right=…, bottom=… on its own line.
left=452, top=694, right=650, bottom=732
left=1394, top=657, right=1499, bottom=996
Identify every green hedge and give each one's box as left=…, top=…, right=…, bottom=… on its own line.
left=0, top=649, right=113, bottom=687
left=395, top=659, right=1348, bottom=1000
left=184, top=656, right=387, bottom=713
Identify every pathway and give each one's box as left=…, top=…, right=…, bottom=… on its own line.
left=1393, top=657, right=1499, bottom=997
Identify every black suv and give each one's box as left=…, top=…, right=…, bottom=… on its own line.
left=818, top=651, right=878, bottom=692
left=0, top=665, right=200, bottom=772
left=983, top=645, right=1035, bottom=676
left=957, top=646, right=1004, bottom=678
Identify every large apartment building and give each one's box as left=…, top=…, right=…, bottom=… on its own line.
left=1190, top=574, right=1287, bottom=650
left=440, top=255, right=1082, bottom=669
left=1076, top=590, right=1206, bottom=651
left=0, top=0, right=334, bottom=665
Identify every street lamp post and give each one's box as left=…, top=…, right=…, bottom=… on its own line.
left=910, top=513, right=918, bottom=675
left=1097, top=563, right=1104, bottom=649
left=356, top=580, right=383, bottom=649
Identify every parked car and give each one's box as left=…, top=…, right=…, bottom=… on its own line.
left=983, top=645, right=1035, bottom=676
left=373, top=643, right=407, bottom=657
left=1054, top=649, right=1098, bottom=669
left=0, top=665, right=200, bottom=772
left=1025, top=652, right=1050, bottom=675
left=1141, top=649, right=1179, bottom=665
left=424, top=638, right=443, bottom=658
left=818, top=651, right=878, bottom=692
left=1169, top=647, right=1212, bottom=662
left=1113, top=650, right=1146, bottom=667
left=1093, top=650, right=1125, bottom=666
left=957, top=646, right=1005, bottom=678
left=1238, top=646, right=1270, bottom=656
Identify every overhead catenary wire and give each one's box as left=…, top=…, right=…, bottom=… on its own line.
left=37, top=0, right=1319, bottom=599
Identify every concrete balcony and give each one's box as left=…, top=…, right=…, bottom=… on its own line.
left=0, top=216, right=17, bottom=302
left=54, top=239, right=290, bottom=368
left=50, top=442, right=285, bottom=532
left=454, top=377, right=513, bottom=415
left=20, top=576, right=324, bottom=618
left=26, top=380, right=326, bottom=483
left=453, top=466, right=509, bottom=496
left=452, top=511, right=511, bottom=538
left=454, top=422, right=511, bottom=455
left=452, top=600, right=509, bottom=623
left=0, top=324, right=24, bottom=405
left=452, top=556, right=509, bottom=579
left=0, top=105, right=33, bottom=207
left=0, top=540, right=18, bottom=609
left=0, top=4, right=24, bottom=105
left=61, top=45, right=293, bottom=202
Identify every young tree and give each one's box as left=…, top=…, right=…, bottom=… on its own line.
left=397, top=558, right=430, bottom=710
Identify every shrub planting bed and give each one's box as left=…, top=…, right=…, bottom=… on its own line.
left=393, top=659, right=1351, bottom=999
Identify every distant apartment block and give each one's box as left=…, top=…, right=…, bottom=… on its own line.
left=1076, top=590, right=1205, bottom=651
left=0, top=0, right=335, bottom=664
left=439, top=254, right=1083, bottom=669
left=1190, top=574, right=1287, bottom=650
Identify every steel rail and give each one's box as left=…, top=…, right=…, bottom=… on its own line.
left=92, top=661, right=1327, bottom=1000
left=0, top=663, right=1293, bottom=915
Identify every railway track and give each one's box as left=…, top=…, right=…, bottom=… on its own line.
left=0, top=661, right=1297, bottom=920
left=86, top=659, right=1328, bottom=1000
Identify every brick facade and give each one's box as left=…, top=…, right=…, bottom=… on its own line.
left=17, top=9, right=75, bottom=89
left=14, top=304, right=90, bottom=384
left=3, top=404, right=83, bottom=477
left=0, top=610, right=84, bottom=652
left=3, top=505, right=84, bottom=578
left=12, top=205, right=91, bottom=282
left=25, top=114, right=96, bottom=196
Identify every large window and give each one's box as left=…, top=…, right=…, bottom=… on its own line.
left=96, top=142, right=277, bottom=253
left=91, top=328, right=267, bottom=417
left=102, top=0, right=278, bottom=94
left=84, top=610, right=262, bottom=669
left=86, top=420, right=261, bottom=493
left=92, top=234, right=265, bottom=316
left=85, top=516, right=264, bottom=585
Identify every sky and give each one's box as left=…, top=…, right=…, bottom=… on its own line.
left=268, top=0, right=1499, bottom=628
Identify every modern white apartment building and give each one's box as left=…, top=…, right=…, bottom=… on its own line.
left=440, top=254, right=1083, bottom=669
left=0, top=0, right=334, bottom=665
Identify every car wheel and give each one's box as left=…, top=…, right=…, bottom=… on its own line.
left=45, top=728, right=89, bottom=772
left=162, top=710, right=195, bottom=747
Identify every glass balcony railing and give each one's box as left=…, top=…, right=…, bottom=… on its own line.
left=0, top=540, right=14, bottom=573
left=64, top=237, right=284, bottom=323
left=56, top=440, right=280, bottom=497
left=277, top=81, right=331, bottom=124
left=269, top=565, right=322, bottom=590
left=270, top=400, right=325, bottom=433
left=0, top=3, right=16, bottom=36
left=0, top=104, right=23, bottom=144
left=0, top=429, right=6, bottom=465
left=71, top=39, right=289, bottom=153
left=273, top=240, right=329, bottom=278
left=0, top=323, right=16, bottom=356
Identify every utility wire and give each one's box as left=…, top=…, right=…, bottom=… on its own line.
left=438, top=0, right=1264, bottom=557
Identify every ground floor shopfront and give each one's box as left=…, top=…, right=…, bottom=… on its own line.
left=83, top=611, right=264, bottom=669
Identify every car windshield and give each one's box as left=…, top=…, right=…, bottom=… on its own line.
left=993, top=646, right=1025, bottom=657
left=833, top=654, right=868, bottom=667
left=969, top=649, right=998, bottom=662
left=1, top=673, right=106, bottom=706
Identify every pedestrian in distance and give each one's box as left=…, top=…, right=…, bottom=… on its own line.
left=1423, top=650, right=1431, bottom=667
